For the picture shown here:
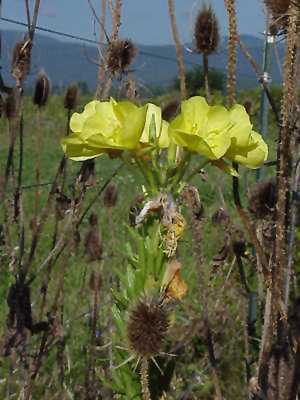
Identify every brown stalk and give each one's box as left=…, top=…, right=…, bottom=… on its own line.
left=167, top=0, right=187, bottom=99
left=140, top=358, right=151, bottom=400
left=95, top=0, right=107, bottom=99
left=224, top=0, right=237, bottom=106
left=203, top=53, right=210, bottom=103
left=274, top=2, right=298, bottom=309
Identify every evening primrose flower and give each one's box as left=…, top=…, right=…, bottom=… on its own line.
left=169, top=96, right=232, bottom=160
left=140, top=103, right=170, bottom=148
left=62, top=99, right=147, bottom=161
left=225, top=104, right=268, bottom=168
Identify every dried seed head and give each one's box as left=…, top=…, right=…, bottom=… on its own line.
left=194, top=4, right=220, bottom=55
left=264, top=0, right=290, bottom=16
left=248, top=180, right=276, bottom=219
left=162, top=99, right=180, bottom=121
left=33, top=72, right=51, bottom=107
left=103, top=182, right=118, bottom=208
left=11, top=39, right=32, bottom=86
left=4, top=91, right=17, bottom=120
left=106, top=39, right=137, bottom=76
left=127, top=297, right=169, bottom=357
left=64, top=84, right=79, bottom=110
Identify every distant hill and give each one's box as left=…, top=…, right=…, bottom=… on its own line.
left=1, top=30, right=284, bottom=92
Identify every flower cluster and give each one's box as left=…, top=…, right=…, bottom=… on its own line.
left=62, top=96, right=268, bottom=170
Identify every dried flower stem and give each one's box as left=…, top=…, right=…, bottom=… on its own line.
left=275, top=2, right=298, bottom=311
left=140, top=358, right=151, bottom=400
left=167, top=0, right=187, bottom=99
left=224, top=0, right=237, bottom=106
left=95, top=0, right=107, bottom=99
left=203, top=53, right=211, bottom=103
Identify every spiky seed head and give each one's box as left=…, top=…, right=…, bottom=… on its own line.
left=11, top=39, right=32, bottom=86
left=194, top=5, right=220, bottom=55
left=103, top=182, right=118, bottom=208
left=162, top=99, right=180, bottom=121
left=64, top=84, right=79, bottom=110
left=127, top=297, right=169, bottom=358
left=33, top=72, right=50, bottom=107
left=4, top=91, right=17, bottom=120
left=248, top=180, right=276, bottom=219
left=106, top=39, right=137, bottom=76
left=264, top=0, right=290, bottom=16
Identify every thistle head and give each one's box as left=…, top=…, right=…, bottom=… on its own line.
left=127, top=297, right=169, bottom=358
left=64, top=84, right=79, bottom=110
left=33, top=72, right=50, bottom=108
left=264, top=0, right=290, bottom=16
left=106, top=39, right=137, bottom=76
left=194, top=4, right=220, bottom=55
left=248, top=179, right=276, bottom=219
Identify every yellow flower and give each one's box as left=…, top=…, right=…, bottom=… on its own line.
left=225, top=104, right=268, bottom=168
left=61, top=99, right=147, bottom=160
left=140, top=103, right=170, bottom=148
left=169, top=96, right=232, bottom=160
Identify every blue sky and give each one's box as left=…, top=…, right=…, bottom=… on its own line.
left=4, top=0, right=267, bottom=45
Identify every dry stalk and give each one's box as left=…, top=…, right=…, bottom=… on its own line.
left=95, top=0, right=107, bottom=99
left=275, top=2, right=298, bottom=310
left=140, top=358, right=151, bottom=400
left=224, top=0, right=237, bottom=106
left=167, top=0, right=187, bottom=99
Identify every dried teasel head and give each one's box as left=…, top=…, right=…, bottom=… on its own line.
left=106, top=39, right=137, bottom=76
left=127, top=296, right=169, bottom=358
left=162, top=99, right=180, bottom=122
left=264, top=0, right=290, bottom=16
left=11, top=38, right=32, bottom=86
left=64, top=84, right=79, bottom=110
left=33, top=72, right=51, bottom=108
left=194, top=4, right=220, bottom=55
left=248, top=179, right=276, bottom=219
left=265, top=0, right=291, bottom=33
left=103, top=182, right=118, bottom=208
